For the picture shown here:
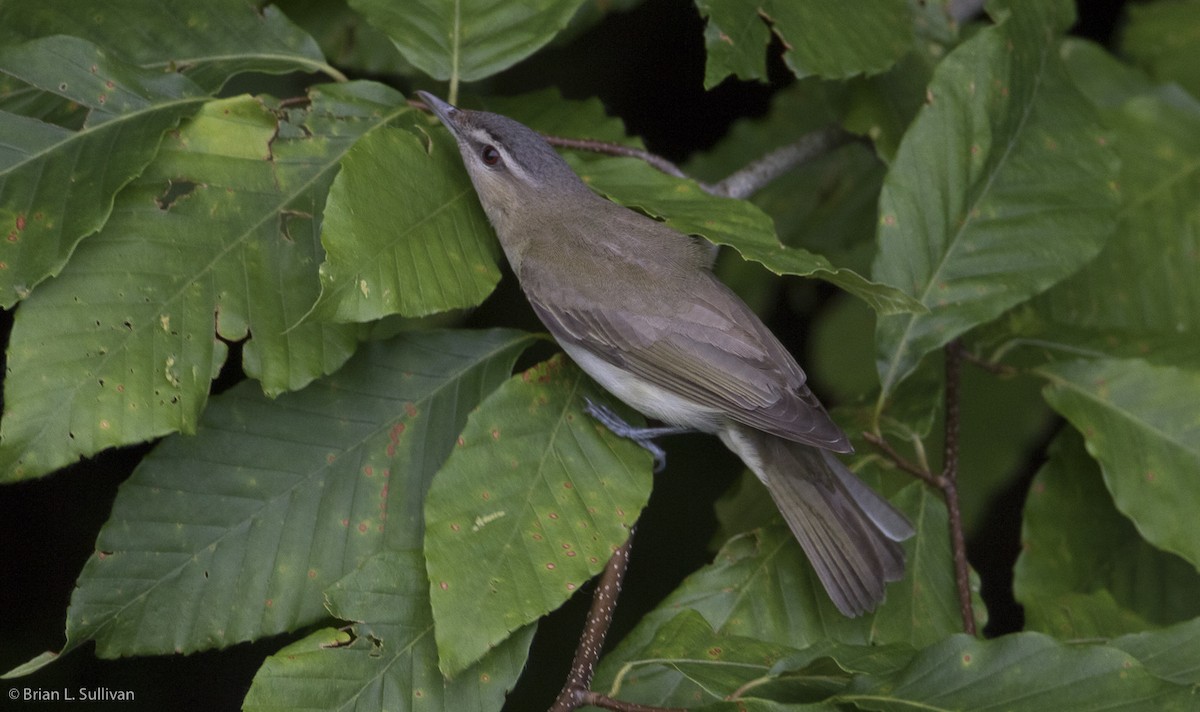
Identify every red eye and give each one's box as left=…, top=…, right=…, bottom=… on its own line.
left=481, top=145, right=501, bottom=166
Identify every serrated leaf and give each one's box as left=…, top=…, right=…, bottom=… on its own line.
left=244, top=550, right=534, bottom=711
left=592, top=483, right=977, bottom=708
left=350, top=0, right=588, bottom=84
left=1121, top=0, right=1200, bottom=100
left=0, top=0, right=338, bottom=91
left=5, top=329, right=534, bottom=675
left=1038, top=359, right=1200, bottom=570
left=573, top=155, right=922, bottom=316
left=313, top=126, right=499, bottom=322
left=872, top=0, right=1119, bottom=398
left=0, top=36, right=205, bottom=307
left=844, top=632, right=1194, bottom=710
left=1015, top=429, right=1200, bottom=638
left=695, top=0, right=913, bottom=87
left=0, top=83, right=409, bottom=481
left=424, top=355, right=652, bottom=676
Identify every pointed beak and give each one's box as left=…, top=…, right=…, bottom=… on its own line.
left=416, top=91, right=459, bottom=134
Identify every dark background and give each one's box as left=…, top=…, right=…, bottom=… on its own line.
left=0, top=0, right=1129, bottom=709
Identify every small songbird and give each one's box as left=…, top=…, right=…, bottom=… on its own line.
left=418, top=92, right=914, bottom=616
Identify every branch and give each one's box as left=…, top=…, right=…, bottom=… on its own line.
left=545, top=130, right=856, bottom=200
left=706, top=128, right=857, bottom=199
left=548, top=528, right=684, bottom=712
left=865, top=341, right=977, bottom=636
left=941, top=339, right=976, bottom=635
left=543, top=136, right=689, bottom=180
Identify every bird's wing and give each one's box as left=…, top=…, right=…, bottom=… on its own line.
left=524, top=268, right=850, bottom=451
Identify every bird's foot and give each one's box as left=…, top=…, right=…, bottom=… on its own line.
left=583, top=398, right=692, bottom=473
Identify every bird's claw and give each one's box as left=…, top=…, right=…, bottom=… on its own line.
left=583, top=398, right=669, bottom=473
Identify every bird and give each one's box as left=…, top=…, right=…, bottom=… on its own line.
left=417, top=91, right=914, bottom=616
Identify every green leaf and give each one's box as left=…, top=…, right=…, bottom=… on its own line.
left=619, top=610, right=915, bottom=708
left=424, top=355, right=652, bottom=676
left=1121, top=0, right=1200, bottom=100
left=0, top=36, right=205, bottom=307
left=844, top=632, right=1195, bottom=710
left=349, top=0, right=588, bottom=84
left=244, top=550, right=534, bottom=711
left=0, top=0, right=339, bottom=91
left=573, top=155, right=922, bottom=316
left=1038, top=359, right=1200, bottom=570
left=0, top=83, right=406, bottom=482
left=871, top=0, right=1119, bottom=398
left=694, top=0, right=913, bottom=87
left=1114, top=617, right=1200, bottom=685
left=5, top=329, right=534, bottom=675
left=1015, top=429, right=1200, bottom=638
left=592, top=483, right=976, bottom=708
left=998, top=42, right=1200, bottom=367
left=312, top=126, right=500, bottom=322
left=271, top=0, right=415, bottom=76
left=623, top=610, right=805, bottom=703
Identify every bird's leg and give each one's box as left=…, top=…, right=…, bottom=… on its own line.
left=583, top=399, right=693, bottom=473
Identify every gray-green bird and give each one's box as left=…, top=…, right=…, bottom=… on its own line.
left=418, top=92, right=914, bottom=616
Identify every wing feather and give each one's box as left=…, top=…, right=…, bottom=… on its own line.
left=525, top=268, right=850, bottom=451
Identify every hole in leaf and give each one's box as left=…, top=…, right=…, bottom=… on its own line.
left=156, top=179, right=198, bottom=210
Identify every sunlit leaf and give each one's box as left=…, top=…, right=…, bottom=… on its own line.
left=5, top=329, right=534, bottom=675
left=425, top=355, right=652, bottom=676
left=0, top=36, right=205, bottom=307
left=0, top=83, right=408, bottom=481
left=312, top=126, right=500, bottom=322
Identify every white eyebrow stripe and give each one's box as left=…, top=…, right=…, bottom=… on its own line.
left=463, top=127, right=534, bottom=186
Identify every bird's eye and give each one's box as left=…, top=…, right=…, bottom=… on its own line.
left=480, top=145, right=501, bottom=166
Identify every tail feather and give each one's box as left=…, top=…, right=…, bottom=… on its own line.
left=721, top=425, right=914, bottom=617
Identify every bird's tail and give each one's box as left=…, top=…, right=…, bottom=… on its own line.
left=720, top=425, right=914, bottom=616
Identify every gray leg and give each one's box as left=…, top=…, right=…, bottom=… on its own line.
left=583, top=399, right=692, bottom=472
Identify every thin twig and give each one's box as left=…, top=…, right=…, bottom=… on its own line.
left=543, top=136, right=689, bottom=179
left=549, top=529, right=653, bottom=712
left=866, top=342, right=977, bottom=636
left=579, top=692, right=686, bottom=712
left=862, top=431, right=940, bottom=487
left=961, top=348, right=1019, bottom=376
left=547, top=130, right=856, bottom=201
left=707, top=128, right=857, bottom=199
left=941, top=339, right=976, bottom=635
